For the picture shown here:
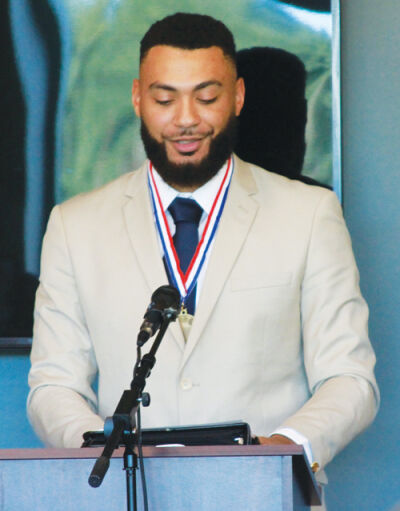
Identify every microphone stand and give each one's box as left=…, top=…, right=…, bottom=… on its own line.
left=88, top=306, right=178, bottom=511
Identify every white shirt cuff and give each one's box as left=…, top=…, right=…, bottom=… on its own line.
left=271, top=427, right=314, bottom=466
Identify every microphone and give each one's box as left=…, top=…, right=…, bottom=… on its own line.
left=137, top=285, right=180, bottom=346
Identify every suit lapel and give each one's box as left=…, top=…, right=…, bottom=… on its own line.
left=123, top=163, right=186, bottom=350
left=180, top=157, right=259, bottom=368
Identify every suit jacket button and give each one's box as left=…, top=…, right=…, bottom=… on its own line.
left=180, top=377, right=193, bottom=390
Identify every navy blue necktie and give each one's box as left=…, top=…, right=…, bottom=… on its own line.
left=168, top=198, right=203, bottom=315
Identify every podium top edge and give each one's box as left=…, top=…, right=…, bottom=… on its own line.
left=0, top=444, right=304, bottom=460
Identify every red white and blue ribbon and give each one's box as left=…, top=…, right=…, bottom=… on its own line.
left=148, top=157, right=234, bottom=307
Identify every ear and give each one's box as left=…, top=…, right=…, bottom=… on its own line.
left=131, top=79, right=141, bottom=117
left=235, top=77, right=245, bottom=116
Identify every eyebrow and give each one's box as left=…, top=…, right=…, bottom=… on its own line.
left=194, top=80, right=222, bottom=91
left=149, top=80, right=222, bottom=92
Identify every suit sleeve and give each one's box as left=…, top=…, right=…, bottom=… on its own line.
left=27, top=206, right=104, bottom=447
left=279, top=191, right=379, bottom=469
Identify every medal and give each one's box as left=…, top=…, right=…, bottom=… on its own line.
left=148, top=157, right=234, bottom=325
left=178, top=305, right=194, bottom=342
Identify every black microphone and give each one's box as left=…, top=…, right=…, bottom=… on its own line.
left=137, top=285, right=180, bottom=346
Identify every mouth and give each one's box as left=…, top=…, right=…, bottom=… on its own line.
left=171, top=139, right=203, bottom=155
left=167, top=135, right=210, bottom=156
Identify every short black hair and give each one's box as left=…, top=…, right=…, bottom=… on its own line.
left=140, top=12, right=236, bottom=66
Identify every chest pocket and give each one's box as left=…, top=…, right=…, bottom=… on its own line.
left=230, top=271, right=292, bottom=291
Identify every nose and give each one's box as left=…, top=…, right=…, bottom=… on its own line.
left=174, top=97, right=200, bottom=129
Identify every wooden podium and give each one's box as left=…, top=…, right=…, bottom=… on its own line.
left=0, top=445, right=321, bottom=510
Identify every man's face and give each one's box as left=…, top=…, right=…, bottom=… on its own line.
left=132, top=45, right=245, bottom=190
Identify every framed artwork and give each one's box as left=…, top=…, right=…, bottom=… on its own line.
left=1, top=0, right=340, bottom=345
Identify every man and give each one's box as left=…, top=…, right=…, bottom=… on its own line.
left=28, top=12, right=378, bottom=493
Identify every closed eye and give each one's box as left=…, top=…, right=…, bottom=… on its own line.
left=198, top=97, right=217, bottom=104
left=155, top=99, right=173, bottom=106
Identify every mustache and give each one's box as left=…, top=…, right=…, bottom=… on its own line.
left=163, top=127, right=214, bottom=139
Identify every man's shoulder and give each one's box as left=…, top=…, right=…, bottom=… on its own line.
left=58, top=162, right=147, bottom=217
left=234, top=155, right=335, bottom=208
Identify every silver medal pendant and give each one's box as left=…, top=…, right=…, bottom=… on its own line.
left=178, top=306, right=194, bottom=342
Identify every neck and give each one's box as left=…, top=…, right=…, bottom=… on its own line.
left=168, top=182, right=200, bottom=193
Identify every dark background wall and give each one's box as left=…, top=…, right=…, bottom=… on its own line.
left=0, top=1, right=399, bottom=509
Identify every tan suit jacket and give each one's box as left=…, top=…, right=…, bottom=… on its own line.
left=28, top=156, right=378, bottom=471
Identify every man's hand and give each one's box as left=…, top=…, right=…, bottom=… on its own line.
left=257, top=434, right=295, bottom=446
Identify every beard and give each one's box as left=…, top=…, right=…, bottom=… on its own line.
left=140, top=115, right=238, bottom=189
